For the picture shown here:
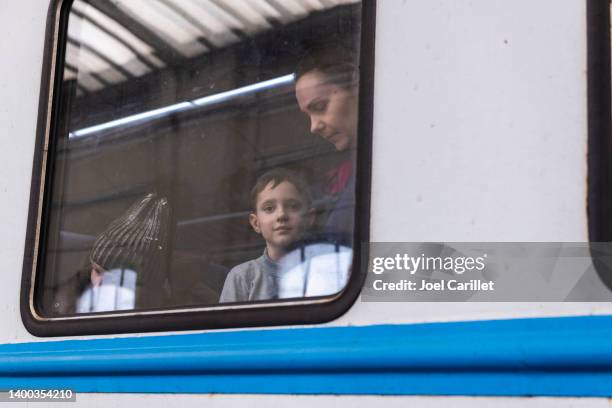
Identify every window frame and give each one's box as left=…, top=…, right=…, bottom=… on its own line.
left=20, top=0, right=376, bottom=336
left=588, top=0, right=612, bottom=285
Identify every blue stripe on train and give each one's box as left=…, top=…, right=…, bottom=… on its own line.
left=1, top=315, right=612, bottom=395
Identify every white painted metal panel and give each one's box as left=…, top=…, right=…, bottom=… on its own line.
left=33, top=394, right=612, bottom=408
left=0, top=0, right=609, bottom=349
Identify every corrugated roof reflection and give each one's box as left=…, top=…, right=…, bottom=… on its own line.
left=64, top=0, right=358, bottom=93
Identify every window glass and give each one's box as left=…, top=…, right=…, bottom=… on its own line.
left=40, top=0, right=362, bottom=315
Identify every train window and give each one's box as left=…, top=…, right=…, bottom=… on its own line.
left=21, top=0, right=374, bottom=335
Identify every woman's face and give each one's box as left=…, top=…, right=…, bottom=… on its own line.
left=295, top=70, right=358, bottom=151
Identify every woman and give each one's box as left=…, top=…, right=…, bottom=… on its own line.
left=294, top=45, right=359, bottom=243
left=270, top=46, right=359, bottom=298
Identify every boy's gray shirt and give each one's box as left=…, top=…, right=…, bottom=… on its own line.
left=219, top=250, right=278, bottom=303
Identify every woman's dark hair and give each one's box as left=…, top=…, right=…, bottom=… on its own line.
left=295, top=45, right=359, bottom=89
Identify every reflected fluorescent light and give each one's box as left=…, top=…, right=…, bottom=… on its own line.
left=192, top=73, right=295, bottom=106
left=71, top=101, right=195, bottom=138
left=69, top=73, right=295, bottom=139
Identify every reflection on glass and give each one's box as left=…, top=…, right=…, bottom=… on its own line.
left=40, top=0, right=362, bottom=315
left=75, top=193, right=170, bottom=312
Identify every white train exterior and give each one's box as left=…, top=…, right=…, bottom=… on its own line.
left=1, top=0, right=611, bottom=406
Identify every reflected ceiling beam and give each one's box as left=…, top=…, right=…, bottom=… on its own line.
left=76, top=84, right=89, bottom=95
left=264, top=17, right=283, bottom=29
left=67, top=38, right=133, bottom=81
left=263, top=0, right=295, bottom=22
left=195, top=1, right=249, bottom=42
left=209, top=0, right=263, bottom=34
left=156, top=0, right=217, bottom=51
left=69, top=8, right=157, bottom=71
left=87, top=0, right=183, bottom=66
left=230, top=28, right=249, bottom=42
left=65, top=61, right=110, bottom=88
left=64, top=67, right=89, bottom=94
left=247, top=1, right=283, bottom=29
left=68, top=80, right=90, bottom=95
left=318, top=0, right=337, bottom=8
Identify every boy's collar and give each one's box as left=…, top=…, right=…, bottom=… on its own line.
left=262, top=248, right=281, bottom=266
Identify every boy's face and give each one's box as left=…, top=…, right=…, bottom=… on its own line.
left=250, top=181, right=313, bottom=254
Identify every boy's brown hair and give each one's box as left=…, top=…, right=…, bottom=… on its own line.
left=250, top=168, right=312, bottom=211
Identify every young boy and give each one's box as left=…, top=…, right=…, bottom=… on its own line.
left=219, top=168, right=314, bottom=303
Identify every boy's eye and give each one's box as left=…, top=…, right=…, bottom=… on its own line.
left=262, top=205, right=274, bottom=213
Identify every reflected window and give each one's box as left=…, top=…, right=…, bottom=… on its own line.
left=36, top=0, right=364, bottom=317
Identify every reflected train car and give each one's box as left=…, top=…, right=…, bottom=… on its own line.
left=1, top=0, right=612, bottom=406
